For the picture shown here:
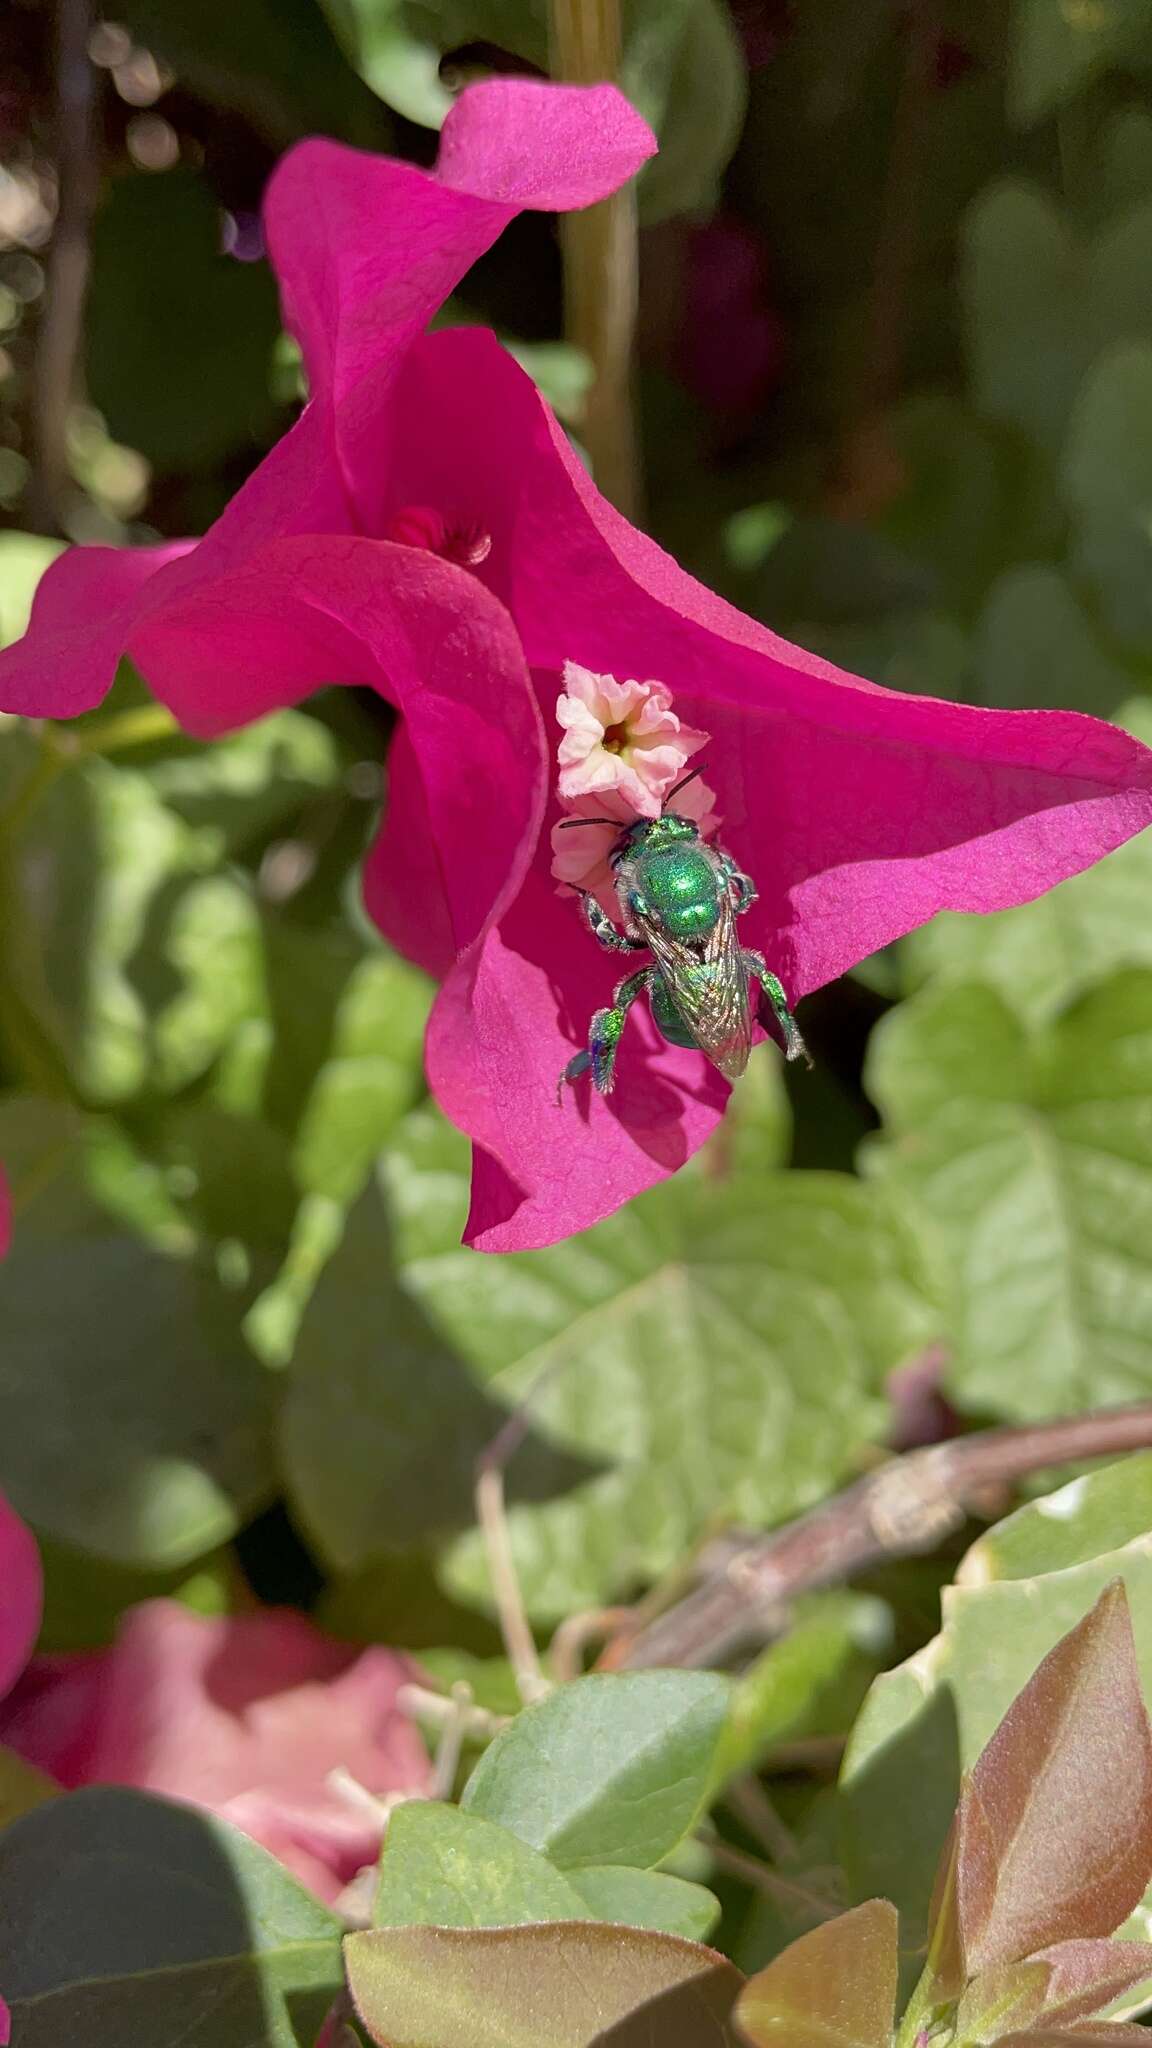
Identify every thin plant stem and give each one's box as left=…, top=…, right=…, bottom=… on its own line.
left=475, top=1455, right=549, bottom=1704
left=702, top=1834, right=841, bottom=1923
left=548, top=0, right=642, bottom=520
left=30, top=0, right=99, bottom=534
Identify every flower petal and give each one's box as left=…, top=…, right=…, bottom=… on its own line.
left=0, top=1602, right=429, bottom=1901
left=128, top=534, right=546, bottom=964
left=426, top=870, right=728, bottom=1251
left=265, top=81, right=655, bottom=531
left=0, top=539, right=193, bottom=718
left=0, top=1486, right=40, bottom=1704
left=410, top=328, right=1152, bottom=1003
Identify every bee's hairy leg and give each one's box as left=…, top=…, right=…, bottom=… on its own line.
left=557, top=968, right=655, bottom=1101
left=581, top=892, right=646, bottom=954
left=720, top=855, right=758, bottom=916
left=742, top=950, right=811, bottom=1067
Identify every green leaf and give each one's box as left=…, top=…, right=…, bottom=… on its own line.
left=963, top=181, right=1085, bottom=457
left=960, top=1454, right=1152, bottom=1585
left=0, top=1786, right=343, bottom=2045
left=736, top=1900, right=898, bottom=2048
left=0, top=532, right=63, bottom=647
left=865, top=968, right=1152, bottom=1420
left=460, top=1670, right=729, bottom=1870
left=713, top=1593, right=894, bottom=1786
left=293, top=951, right=433, bottom=1203
left=566, top=1865, right=720, bottom=1941
left=841, top=1523, right=1152, bottom=1960
left=0, top=1096, right=274, bottom=1566
left=144, top=708, right=345, bottom=855
left=280, top=1171, right=589, bottom=1570
left=374, top=1802, right=592, bottom=1929
left=345, top=1921, right=745, bottom=2047
left=116, top=0, right=389, bottom=147
left=377, top=1108, right=928, bottom=1621
left=972, top=566, right=1131, bottom=715
left=905, top=705, right=1152, bottom=1025
left=1064, top=341, right=1152, bottom=648
left=1011, top=0, right=1152, bottom=127
left=88, top=168, right=283, bottom=474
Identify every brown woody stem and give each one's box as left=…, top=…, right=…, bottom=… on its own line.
left=615, top=1403, right=1152, bottom=1670
left=30, top=0, right=99, bottom=534
left=548, top=0, right=642, bottom=520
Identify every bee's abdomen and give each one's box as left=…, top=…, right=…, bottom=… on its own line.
left=632, top=845, right=721, bottom=939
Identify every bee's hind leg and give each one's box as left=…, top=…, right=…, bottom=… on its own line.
left=557, top=968, right=655, bottom=1102
left=742, top=950, right=811, bottom=1068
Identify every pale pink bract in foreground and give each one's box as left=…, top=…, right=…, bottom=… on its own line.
left=3, top=79, right=1152, bottom=1249
left=0, top=1600, right=430, bottom=1903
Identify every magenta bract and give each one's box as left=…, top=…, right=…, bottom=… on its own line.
left=3, top=81, right=1152, bottom=1248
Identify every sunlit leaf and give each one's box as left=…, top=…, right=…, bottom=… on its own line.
left=460, top=1670, right=729, bottom=1870
left=929, top=1586, right=1152, bottom=1984
left=735, top=1900, right=898, bottom=2048
left=374, top=1801, right=592, bottom=1929
left=566, top=1865, right=720, bottom=1942
left=345, top=1920, right=745, bottom=2047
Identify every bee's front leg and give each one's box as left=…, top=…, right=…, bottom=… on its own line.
left=742, top=950, right=811, bottom=1067
left=557, top=968, right=655, bottom=1101
left=720, top=856, right=758, bottom=916
left=581, top=892, right=647, bottom=954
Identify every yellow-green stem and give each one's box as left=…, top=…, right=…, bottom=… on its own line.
left=549, top=0, right=642, bottom=521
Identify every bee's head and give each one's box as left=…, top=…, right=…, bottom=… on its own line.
left=557, top=763, right=708, bottom=868
left=608, top=812, right=698, bottom=868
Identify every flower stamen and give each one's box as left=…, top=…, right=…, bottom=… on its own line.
left=385, top=505, right=492, bottom=569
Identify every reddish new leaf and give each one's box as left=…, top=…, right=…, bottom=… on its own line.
left=735, top=1900, right=898, bottom=2048
left=1030, top=1940, right=1152, bottom=2026
left=954, top=1939, right=1152, bottom=2045
left=344, top=1922, right=745, bottom=2047
left=995, top=2029, right=1152, bottom=2048
left=929, top=1584, right=1152, bottom=1983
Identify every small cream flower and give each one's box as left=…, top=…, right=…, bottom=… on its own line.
left=555, top=660, right=707, bottom=817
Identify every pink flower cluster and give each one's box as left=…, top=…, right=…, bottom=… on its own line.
left=2, top=80, right=1151, bottom=1252
left=0, top=1484, right=428, bottom=1912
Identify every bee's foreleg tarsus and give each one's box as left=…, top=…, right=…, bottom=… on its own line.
left=720, top=856, right=759, bottom=916
left=557, top=1048, right=593, bottom=1105
left=743, top=950, right=811, bottom=1068
left=581, top=892, right=647, bottom=954
left=557, top=968, right=655, bottom=1101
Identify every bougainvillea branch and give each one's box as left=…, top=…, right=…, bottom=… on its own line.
left=548, top=0, right=641, bottom=519
left=615, top=1401, right=1152, bottom=1670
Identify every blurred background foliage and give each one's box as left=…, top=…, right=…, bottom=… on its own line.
left=6, top=0, right=1152, bottom=1977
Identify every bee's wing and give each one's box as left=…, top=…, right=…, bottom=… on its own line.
left=639, top=890, right=751, bottom=1080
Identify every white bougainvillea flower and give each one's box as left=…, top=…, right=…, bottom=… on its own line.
left=551, top=774, right=720, bottom=920
left=555, top=660, right=707, bottom=815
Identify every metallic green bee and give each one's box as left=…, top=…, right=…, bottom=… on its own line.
left=558, top=767, right=809, bottom=1099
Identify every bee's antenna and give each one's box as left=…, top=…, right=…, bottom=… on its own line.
left=556, top=816, right=622, bottom=830
left=664, top=763, right=706, bottom=808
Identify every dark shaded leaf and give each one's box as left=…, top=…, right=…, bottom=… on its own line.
left=0, top=1787, right=342, bottom=2046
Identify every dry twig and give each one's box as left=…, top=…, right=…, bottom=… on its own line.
left=614, top=1402, right=1152, bottom=1670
